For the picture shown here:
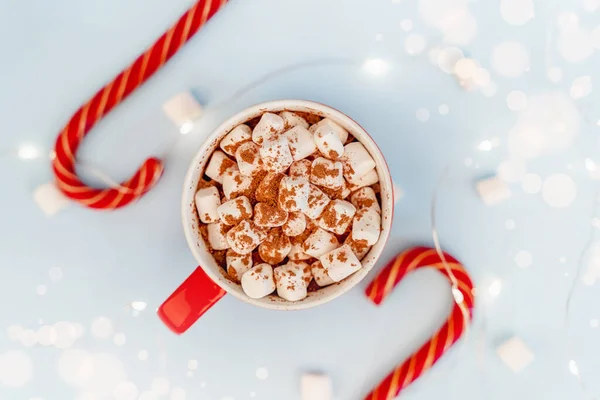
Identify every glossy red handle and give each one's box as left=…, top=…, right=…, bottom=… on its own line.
left=158, top=267, right=226, bottom=334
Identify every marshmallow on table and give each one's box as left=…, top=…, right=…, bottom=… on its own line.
left=255, top=172, right=284, bottom=203
left=304, top=184, right=331, bottom=219
left=226, top=220, right=267, bottom=255
left=346, top=168, right=379, bottom=189
left=284, top=125, right=317, bottom=161
left=222, top=169, right=253, bottom=199
left=317, top=200, right=357, bottom=235
left=290, top=159, right=312, bottom=178
left=476, top=176, right=511, bottom=206
left=310, top=157, right=344, bottom=189
left=344, top=235, right=371, bottom=261
left=252, top=112, right=285, bottom=145
left=162, top=92, right=203, bottom=127
left=207, top=221, right=230, bottom=250
left=301, top=373, right=332, bottom=400
left=217, top=196, right=253, bottom=226
left=342, top=142, right=376, bottom=184
left=278, top=177, right=310, bottom=212
left=282, top=212, right=306, bottom=236
left=260, top=134, right=294, bottom=174
left=302, top=228, right=340, bottom=258
left=259, top=229, right=292, bottom=264
left=288, top=242, right=312, bottom=260
left=314, top=122, right=345, bottom=159
left=254, top=203, right=288, bottom=228
left=280, top=111, right=309, bottom=129
left=195, top=186, right=221, bottom=223
left=33, top=182, right=70, bottom=217
left=311, top=261, right=336, bottom=287
left=496, top=337, right=534, bottom=373
left=350, top=187, right=381, bottom=213
left=226, top=249, right=253, bottom=283
left=320, top=244, right=362, bottom=282
left=220, top=124, right=252, bottom=156
left=309, top=118, right=349, bottom=143
left=235, top=141, right=263, bottom=176
left=352, top=208, right=381, bottom=246
left=205, top=150, right=237, bottom=184
left=241, top=263, right=276, bottom=299
left=274, top=261, right=312, bottom=301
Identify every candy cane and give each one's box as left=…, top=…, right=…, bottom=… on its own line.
left=364, top=246, right=475, bottom=400
left=52, top=0, right=228, bottom=209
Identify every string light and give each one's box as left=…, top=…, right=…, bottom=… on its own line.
left=179, top=121, right=194, bottom=135
left=17, top=144, right=40, bottom=160
left=488, top=279, right=502, bottom=297
left=363, top=58, right=390, bottom=76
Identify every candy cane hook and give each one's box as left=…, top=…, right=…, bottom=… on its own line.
left=52, top=0, right=228, bottom=209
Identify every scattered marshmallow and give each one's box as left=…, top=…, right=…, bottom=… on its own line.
left=205, top=150, right=236, bottom=184
left=304, top=184, right=331, bottom=219
left=344, top=235, right=371, bottom=261
left=476, top=176, right=512, bottom=206
left=222, top=169, right=253, bottom=199
left=252, top=113, right=285, bottom=144
left=311, top=261, right=336, bottom=287
left=314, top=122, right=345, bottom=159
left=496, top=337, right=535, bottom=373
left=352, top=208, right=381, bottom=246
left=301, top=373, right=332, bottom=400
left=274, top=261, right=311, bottom=301
left=220, top=124, right=252, bottom=156
left=342, top=143, right=376, bottom=184
left=290, top=159, right=312, bottom=178
left=285, top=126, right=317, bottom=161
left=282, top=212, right=307, bottom=236
left=280, top=111, right=309, bottom=129
left=33, top=183, right=70, bottom=217
left=260, top=134, right=294, bottom=174
left=207, top=222, right=230, bottom=250
left=302, top=228, right=340, bottom=258
left=317, top=200, right=357, bottom=234
left=195, top=186, right=221, bottom=223
left=226, top=220, right=267, bottom=254
left=320, top=244, right=362, bottom=282
left=309, top=118, right=349, bottom=143
left=241, top=264, right=276, bottom=299
left=310, top=158, right=344, bottom=189
left=254, top=203, right=288, bottom=228
left=255, top=172, right=284, bottom=203
left=350, top=187, right=381, bottom=213
left=346, top=168, right=379, bottom=188
left=226, top=249, right=253, bottom=283
left=279, top=177, right=310, bottom=212
left=288, top=242, right=312, bottom=260
left=235, top=142, right=263, bottom=176
left=217, top=196, right=253, bottom=226
left=162, top=92, right=203, bottom=127
left=259, top=229, right=292, bottom=264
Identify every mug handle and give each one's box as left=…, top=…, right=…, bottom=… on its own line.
left=157, top=267, right=226, bottom=334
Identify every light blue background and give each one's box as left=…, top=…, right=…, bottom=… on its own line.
left=1, top=0, right=600, bottom=399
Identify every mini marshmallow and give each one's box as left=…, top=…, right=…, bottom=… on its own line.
left=226, top=249, right=253, bottom=283
left=222, top=169, right=253, bottom=199
left=278, top=177, right=310, bottom=212
left=350, top=187, right=381, bottom=213
left=309, top=118, right=349, bottom=143
left=260, top=134, right=294, bottom=174
left=220, top=124, right=252, bottom=156
left=310, top=158, right=344, bottom=189
left=217, top=196, right=253, bottom=226
left=301, top=373, right=332, bottom=400
left=342, top=142, right=376, bottom=184
left=280, top=111, right=309, bottom=129
left=255, top=172, right=284, bottom=203
left=304, top=185, right=331, bottom=219
left=254, top=203, right=288, bottom=228
left=317, top=200, right=357, bottom=235
left=310, top=261, right=336, bottom=287
left=33, top=182, right=70, bottom=217
left=289, top=159, right=312, bottom=178
left=496, top=337, right=534, bottom=373
left=207, top=222, right=230, bottom=250
left=352, top=208, right=381, bottom=246
left=235, top=141, right=262, bottom=176
left=288, top=242, right=312, bottom=260
left=346, top=167, right=379, bottom=188
left=282, top=212, right=307, bottom=236
left=205, top=150, right=237, bottom=184
left=302, top=228, right=340, bottom=258
left=476, top=176, right=511, bottom=206
left=241, top=263, right=276, bottom=299
left=285, top=125, right=317, bottom=161
left=314, top=123, right=345, bottom=159
left=162, top=92, right=203, bottom=127
left=259, top=229, right=292, bottom=264
left=274, top=261, right=312, bottom=301
left=226, top=220, right=267, bottom=255
left=344, top=235, right=371, bottom=261
left=195, top=186, right=221, bottom=223
left=252, top=112, right=285, bottom=144
left=320, top=244, right=362, bottom=282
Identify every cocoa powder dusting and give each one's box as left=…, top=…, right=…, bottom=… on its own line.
left=336, top=251, right=348, bottom=263
left=222, top=139, right=250, bottom=156
left=256, top=173, right=284, bottom=204
left=218, top=158, right=236, bottom=175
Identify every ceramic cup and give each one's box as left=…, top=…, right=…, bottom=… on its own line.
left=158, top=100, right=394, bottom=334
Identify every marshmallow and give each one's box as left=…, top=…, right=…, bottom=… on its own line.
left=235, top=141, right=263, bottom=176
left=274, top=261, right=312, bottom=301
left=241, top=263, right=276, bottom=299
left=259, top=229, right=292, bottom=264
left=195, top=186, right=221, bottom=223
left=226, top=249, right=253, bottom=283
left=302, top=228, right=340, bottom=258
left=282, top=212, right=307, bottom=237
left=344, top=235, right=371, bottom=261
left=342, top=142, right=376, bottom=184
left=278, top=177, right=310, bottom=212
left=496, top=337, right=534, bottom=373
left=222, top=169, right=253, bottom=199
left=319, top=244, right=362, bottom=282
left=310, top=261, right=335, bottom=287
left=288, top=242, right=312, bottom=260
left=476, top=176, right=511, bottom=206
left=205, top=150, right=237, bottom=184
left=301, top=373, right=332, bottom=400
left=309, top=118, right=349, bottom=143
left=33, top=182, right=70, bottom=217
left=252, top=112, right=285, bottom=144
left=260, top=134, right=294, bottom=174
left=162, top=92, right=203, bottom=127
left=289, top=159, right=312, bottom=178
left=254, top=203, right=288, bottom=228
left=304, top=184, right=331, bottom=219
left=220, top=124, right=252, bottom=156
left=350, top=187, right=381, bottom=213
left=217, top=196, right=253, bottom=226
left=280, top=111, right=309, bottom=129
left=226, top=220, right=267, bottom=254
left=317, top=200, right=357, bottom=235
left=310, top=158, right=344, bottom=189
left=314, top=123, right=345, bottom=159
left=207, top=221, right=230, bottom=250
left=255, top=172, right=284, bottom=203
left=346, top=167, right=379, bottom=189
left=351, top=208, right=381, bottom=246
left=284, top=125, right=317, bottom=161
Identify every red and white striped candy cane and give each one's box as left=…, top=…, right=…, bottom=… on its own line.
left=364, top=246, right=475, bottom=400
left=52, top=0, right=228, bottom=209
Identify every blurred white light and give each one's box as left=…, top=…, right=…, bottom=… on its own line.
left=488, top=279, right=502, bottom=297
left=131, top=301, right=147, bottom=311
left=569, top=360, right=579, bottom=376
left=478, top=140, right=493, bottom=151
left=17, top=145, right=40, bottom=160
left=180, top=122, right=194, bottom=135
left=585, top=158, right=597, bottom=171
left=590, top=319, right=599, bottom=328
left=363, top=59, right=390, bottom=76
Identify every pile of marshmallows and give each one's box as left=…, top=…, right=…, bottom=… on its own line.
left=194, top=111, right=382, bottom=302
